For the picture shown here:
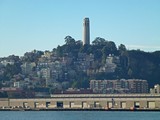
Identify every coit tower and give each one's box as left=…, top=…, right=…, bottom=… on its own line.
left=83, top=18, right=90, bottom=45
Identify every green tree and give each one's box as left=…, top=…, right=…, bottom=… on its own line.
left=64, top=36, right=75, bottom=45
left=128, top=68, right=133, bottom=78
left=118, top=44, right=127, bottom=51
left=92, top=37, right=106, bottom=46
left=56, top=45, right=63, bottom=57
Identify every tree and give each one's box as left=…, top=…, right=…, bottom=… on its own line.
left=75, top=40, right=83, bottom=45
left=92, top=37, right=106, bottom=45
left=56, top=45, right=63, bottom=57
left=107, top=41, right=118, bottom=55
left=101, top=41, right=117, bottom=56
left=118, top=44, right=127, bottom=51
left=23, top=50, right=44, bottom=63
left=118, top=44, right=127, bottom=56
left=79, top=44, right=91, bottom=54
left=101, top=54, right=106, bottom=64
left=64, top=36, right=75, bottom=45
left=128, top=68, right=133, bottom=78
left=93, top=49, right=102, bottom=60
left=3, top=63, right=22, bottom=81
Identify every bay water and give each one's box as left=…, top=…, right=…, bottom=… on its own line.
left=0, top=111, right=160, bottom=120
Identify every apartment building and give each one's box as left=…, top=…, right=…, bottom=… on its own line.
left=90, top=79, right=148, bottom=94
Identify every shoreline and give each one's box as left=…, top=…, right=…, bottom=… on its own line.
left=0, top=108, right=160, bottom=112
left=1, top=94, right=160, bottom=111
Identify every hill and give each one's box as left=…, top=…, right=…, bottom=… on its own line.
left=0, top=36, right=160, bottom=93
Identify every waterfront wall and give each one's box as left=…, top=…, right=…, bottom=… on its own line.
left=0, top=94, right=160, bottom=110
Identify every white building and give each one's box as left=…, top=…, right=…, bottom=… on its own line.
left=21, top=62, right=36, bottom=74
left=150, top=84, right=160, bottom=94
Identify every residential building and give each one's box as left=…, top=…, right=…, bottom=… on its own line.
left=90, top=79, right=148, bottom=94
left=1, top=60, right=14, bottom=66
left=99, top=55, right=119, bottom=73
left=13, top=81, right=23, bottom=88
left=41, top=68, right=51, bottom=86
left=150, top=84, right=160, bottom=94
left=21, top=62, right=36, bottom=75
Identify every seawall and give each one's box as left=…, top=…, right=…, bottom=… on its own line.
left=0, top=94, right=160, bottom=111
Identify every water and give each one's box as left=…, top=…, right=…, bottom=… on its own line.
left=0, top=111, right=160, bottom=120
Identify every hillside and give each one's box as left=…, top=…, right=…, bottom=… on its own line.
left=0, top=36, right=160, bottom=92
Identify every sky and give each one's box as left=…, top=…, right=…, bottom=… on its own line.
left=0, top=0, right=160, bottom=57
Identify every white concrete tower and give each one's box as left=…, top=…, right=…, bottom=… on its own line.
left=83, top=18, right=90, bottom=45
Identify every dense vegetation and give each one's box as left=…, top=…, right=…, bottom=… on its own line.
left=55, top=36, right=160, bottom=87
left=0, top=36, right=160, bottom=89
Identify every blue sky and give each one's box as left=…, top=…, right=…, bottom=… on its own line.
left=0, top=0, right=160, bottom=57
